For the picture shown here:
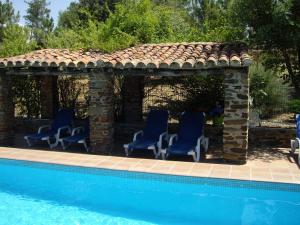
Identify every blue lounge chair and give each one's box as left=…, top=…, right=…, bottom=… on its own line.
left=163, top=112, right=208, bottom=162
left=24, top=109, right=74, bottom=149
left=123, top=110, right=169, bottom=158
left=61, top=124, right=90, bottom=152
left=291, top=114, right=300, bottom=164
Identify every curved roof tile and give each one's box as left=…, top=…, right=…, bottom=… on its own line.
left=0, top=42, right=252, bottom=70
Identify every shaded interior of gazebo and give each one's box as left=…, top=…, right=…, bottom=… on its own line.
left=0, top=42, right=252, bottom=164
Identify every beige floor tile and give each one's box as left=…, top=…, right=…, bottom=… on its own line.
left=270, top=168, right=291, bottom=174
left=210, top=169, right=230, bottom=179
left=212, top=164, right=232, bottom=170
left=230, top=170, right=251, bottom=180
left=251, top=172, right=273, bottom=182
left=148, top=164, right=173, bottom=174
left=271, top=173, right=294, bottom=183
left=189, top=169, right=211, bottom=177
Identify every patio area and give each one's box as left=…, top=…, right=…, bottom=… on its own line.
left=1, top=146, right=299, bottom=184
left=0, top=42, right=251, bottom=164
left=0, top=41, right=298, bottom=184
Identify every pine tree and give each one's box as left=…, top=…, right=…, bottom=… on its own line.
left=24, top=0, right=54, bottom=48
left=0, top=0, right=19, bottom=41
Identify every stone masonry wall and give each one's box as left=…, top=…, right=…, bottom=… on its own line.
left=89, top=70, right=114, bottom=154
left=0, top=73, right=14, bottom=145
left=122, top=76, right=144, bottom=123
left=249, top=127, right=295, bottom=147
left=223, top=68, right=249, bottom=164
left=40, top=76, right=58, bottom=119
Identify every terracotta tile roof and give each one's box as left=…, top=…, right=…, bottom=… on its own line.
left=0, top=42, right=252, bottom=70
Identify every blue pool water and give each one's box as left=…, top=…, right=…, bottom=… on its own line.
left=0, top=159, right=300, bottom=225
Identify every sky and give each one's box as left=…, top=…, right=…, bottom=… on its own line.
left=11, top=0, right=78, bottom=26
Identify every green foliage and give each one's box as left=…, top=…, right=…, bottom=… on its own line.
left=250, top=63, right=290, bottom=118
left=58, top=76, right=89, bottom=118
left=146, top=76, right=224, bottom=114
left=58, top=0, right=119, bottom=29
left=288, top=99, right=300, bottom=114
left=230, top=0, right=300, bottom=96
left=13, top=76, right=41, bottom=118
left=0, top=0, right=19, bottom=25
left=0, top=24, right=36, bottom=57
left=0, top=0, right=20, bottom=41
left=179, top=76, right=224, bottom=111
left=50, top=0, right=201, bottom=52
left=25, top=0, right=54, bottom=48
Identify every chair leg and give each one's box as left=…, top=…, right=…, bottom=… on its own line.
left=291, top=140, right=297, bottom=153
left=204, top=138, right=209, bottom=152
left=165, top=153, right=169, bottom=160
left=49, top=136, right=59, bottom=149
left=82, top=140, right=89, bottom=152
left=191, top=152, right=197, bottom=162
left=155, top=149, right=162, bottom=159
left=151, top=146, right=158, bottom=158
left=24, top=136, right=32, bottom=147
left=124, top=146, right=129, bottom=157
left=193, top=148, right=201, bottom=162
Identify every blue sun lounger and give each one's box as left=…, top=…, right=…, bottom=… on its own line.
left=61, top=124, right=90, bottom=152
left=24, top=109, right=74, bottom=149
left=291, top=114, right=300, bottom=164
left=123, top=110, right=169, bottom=158
left=163, top=112, right=208, bottom=162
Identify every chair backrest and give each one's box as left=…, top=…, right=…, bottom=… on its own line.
left=51, top=109, right=75, bottom=132
left=178, top=112, right=205, bottom=144
left=296, top=114, right=300, bottom=138
left=143, top=110, right=169, bottom=140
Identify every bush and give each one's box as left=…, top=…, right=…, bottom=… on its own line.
left=250, top=63, right=290, bottom=118
left=288, top=99, right=300, bottom=114
left=143, top=75, right=224, bottom=119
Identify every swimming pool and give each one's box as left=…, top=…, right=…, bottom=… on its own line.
left=0, top=159, right=300, bottom=225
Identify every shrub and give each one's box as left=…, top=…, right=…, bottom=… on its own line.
left=288, top=99, right=300, bottom=114
left=250, top=63, right=290, bottom=118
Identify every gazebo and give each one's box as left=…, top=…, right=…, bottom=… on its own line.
left=0, top=42, right=252, bottom=164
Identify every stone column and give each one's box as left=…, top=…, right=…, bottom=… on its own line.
left=89, top=70, right=114, bottom=154
left=223, top=68, right=249, bottom=164
left=122, top=76, right=144, bottom=123
left=40, top=76, right=59, bottom=118
left=0, top=72, right=14, bottom=145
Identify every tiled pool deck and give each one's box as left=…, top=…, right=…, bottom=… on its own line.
left=0, top=147, right=299, bottom=184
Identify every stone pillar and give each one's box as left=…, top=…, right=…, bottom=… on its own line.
left=223, top=68, right=249, bottom=164
left=89, top=70, right=114, bottom=154
left=40, top=76, right=58, bottom=118
left=0, top=72, right=14, bottom=145
left=122, top=76, right=144, bottom=123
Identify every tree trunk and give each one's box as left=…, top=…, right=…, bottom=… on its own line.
left=282, top=49, right=300, bottom=97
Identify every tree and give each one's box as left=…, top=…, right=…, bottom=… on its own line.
left=0, top=24, right=36, bottom=57
left=230, top=0, right=300, bottom=96
left=49, top=0, right=200, bottom=52
left=58, top=0, right=119, bottom=29
left=0, top=0, right=19, bottom=41
left=24, top=0, right=54, bottom=48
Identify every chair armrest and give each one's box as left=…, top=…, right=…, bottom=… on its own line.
left=158, top=132, right=168, bottom=149
left=133, top=130, right=143, bottom=141
left=71, top=126, right=84, bottom=136
left=57, top=126, right=72, bottom=138
left=168, top=134, right=178, bottom=146
left=38, top=125, right=51, bottom=134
